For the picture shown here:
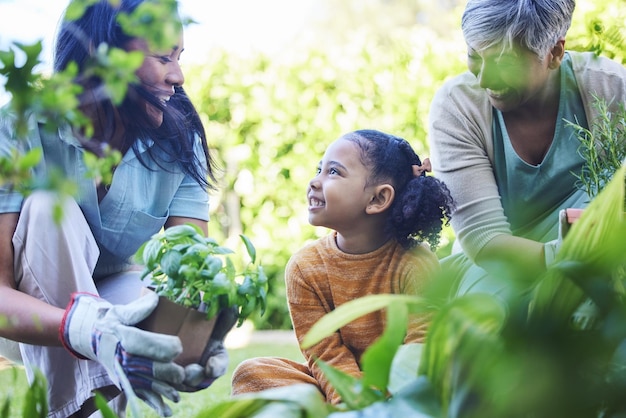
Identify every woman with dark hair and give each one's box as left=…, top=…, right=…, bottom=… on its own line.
left=231, top=129, right=454, bottom=404
left=0, top=0, right=225, bottom=416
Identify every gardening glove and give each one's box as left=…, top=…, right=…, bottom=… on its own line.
left=543, top=209, right=570, bottom=267
left=178, top=306, right=238, bottom=391
left=543, top=239, right=560, bottom=268
left=60, top=291, right=185, bottom=417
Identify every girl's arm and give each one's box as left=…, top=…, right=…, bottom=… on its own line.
left=286, top=260, right=361, bottom=404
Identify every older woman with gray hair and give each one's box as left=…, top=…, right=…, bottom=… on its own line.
left=428, top=0, right=626, bottom=296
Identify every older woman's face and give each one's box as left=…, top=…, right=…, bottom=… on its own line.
left=466, top=43, right=559, bottom=113
left=125, top=35, right=185, bottom=127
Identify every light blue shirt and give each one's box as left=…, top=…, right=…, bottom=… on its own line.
left=0, top=113, right=210, bottom=278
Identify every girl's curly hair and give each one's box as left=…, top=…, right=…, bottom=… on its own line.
left=344, top=129, right=455, bottom=250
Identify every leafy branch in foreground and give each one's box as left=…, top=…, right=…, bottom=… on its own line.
left=0, top=0, right=191, bottom=197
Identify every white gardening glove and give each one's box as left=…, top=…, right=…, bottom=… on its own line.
left=543, top=209, right=570, bottom=267
left=543, top=239, right=561, bottom=268
left=60, top=291, right=185, bottom=417
left=177, top=306, right=238, bottom=391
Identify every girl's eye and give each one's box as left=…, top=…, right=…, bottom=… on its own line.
left=315, top=167, right=321, bottom=175
left=329, top=168, right=338, bottom=175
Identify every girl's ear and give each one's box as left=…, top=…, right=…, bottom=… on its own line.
left=366, top=184, right=395, bottom=214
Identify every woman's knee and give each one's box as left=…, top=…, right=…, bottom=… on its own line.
left=21, top=191, right=81, bottom=226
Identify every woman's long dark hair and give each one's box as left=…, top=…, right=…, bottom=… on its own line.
left=54, top=0, right=217, bottom=190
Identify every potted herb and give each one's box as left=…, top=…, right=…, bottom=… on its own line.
left=565, top=96, right=626, bottom=230
left=134, top=223, right=268, bottom=366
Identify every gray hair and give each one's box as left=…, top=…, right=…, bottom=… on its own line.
left=461, top=0, right=575, bottom=58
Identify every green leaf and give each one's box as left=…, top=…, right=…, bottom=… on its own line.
left=558, top=162, right=625, bottom=270
left=141, top=238, right=163, bottom=267
left=327, top=376, right=441, bottom=418
left=316, top=359, right=384, bottom=410
left=225, top=256, right=236, bottom=278
left=134, top=241, right=147, bottom=264
left=238, top=296, right=258, bottom=325
left=161, top=250, right=182, bottom=278
left=257, top=265, right=268, bottom=285
left=213, top=246, right=235, bottom=255
left=0, top=391, right=10, bottom=418
left=240, top=234, right=257, bottom=264
left=204, top=256, right=223, bottom=277
left=116, top=0, right=182, bottom=51
left=178, top=264, right=198, bottom=280
left=164, top=224, right=199, bottom=241
left=419, top=293, right=506, bottom=414
left=211, top=272, right=232, bottom=294
left=237, top=275, right=255, bottom=296
left=195, top=383, right=330, bottom=418
left=530, top=163, right=626, bottom=324
left=302, top=294, right=424, bottom=349
left=172, top=242, right=193, bottom=252
left=136, top=223, right=266, bottom=322
left=361, top=302, right=408, bottom=391
left=17, top=147, right=42, bottom=170
left=52, top=201, right=64, bottom=225
left=21, top=369, right=48, bottom=418
left=258, top=284, right=268, bottom=316
left=93, top=392, right=117, bottom=418
left=388, top=343, right=423, bottom=395
left=63, top=0, right=98, bottom=21
left=194, top=397, right=271, bottom=418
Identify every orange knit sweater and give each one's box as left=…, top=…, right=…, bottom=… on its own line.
left=286, top=232, right=439, bottom=403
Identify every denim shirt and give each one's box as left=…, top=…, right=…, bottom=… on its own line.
left=0, top=113, right=210, bottom=278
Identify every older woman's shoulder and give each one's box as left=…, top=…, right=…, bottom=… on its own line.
left=431, top=70, right=490, bottom=114
left=568, top=50, right=626, bottom=76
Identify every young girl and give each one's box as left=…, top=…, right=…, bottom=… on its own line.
left=231, top=129, right=454, bottom=404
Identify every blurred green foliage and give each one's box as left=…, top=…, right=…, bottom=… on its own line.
left=567, top=0, right=626, bottom=64
left=1, top=0, right=625, bottom=417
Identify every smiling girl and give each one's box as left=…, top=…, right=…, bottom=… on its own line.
left=231, top=129, right=454, bottom=404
